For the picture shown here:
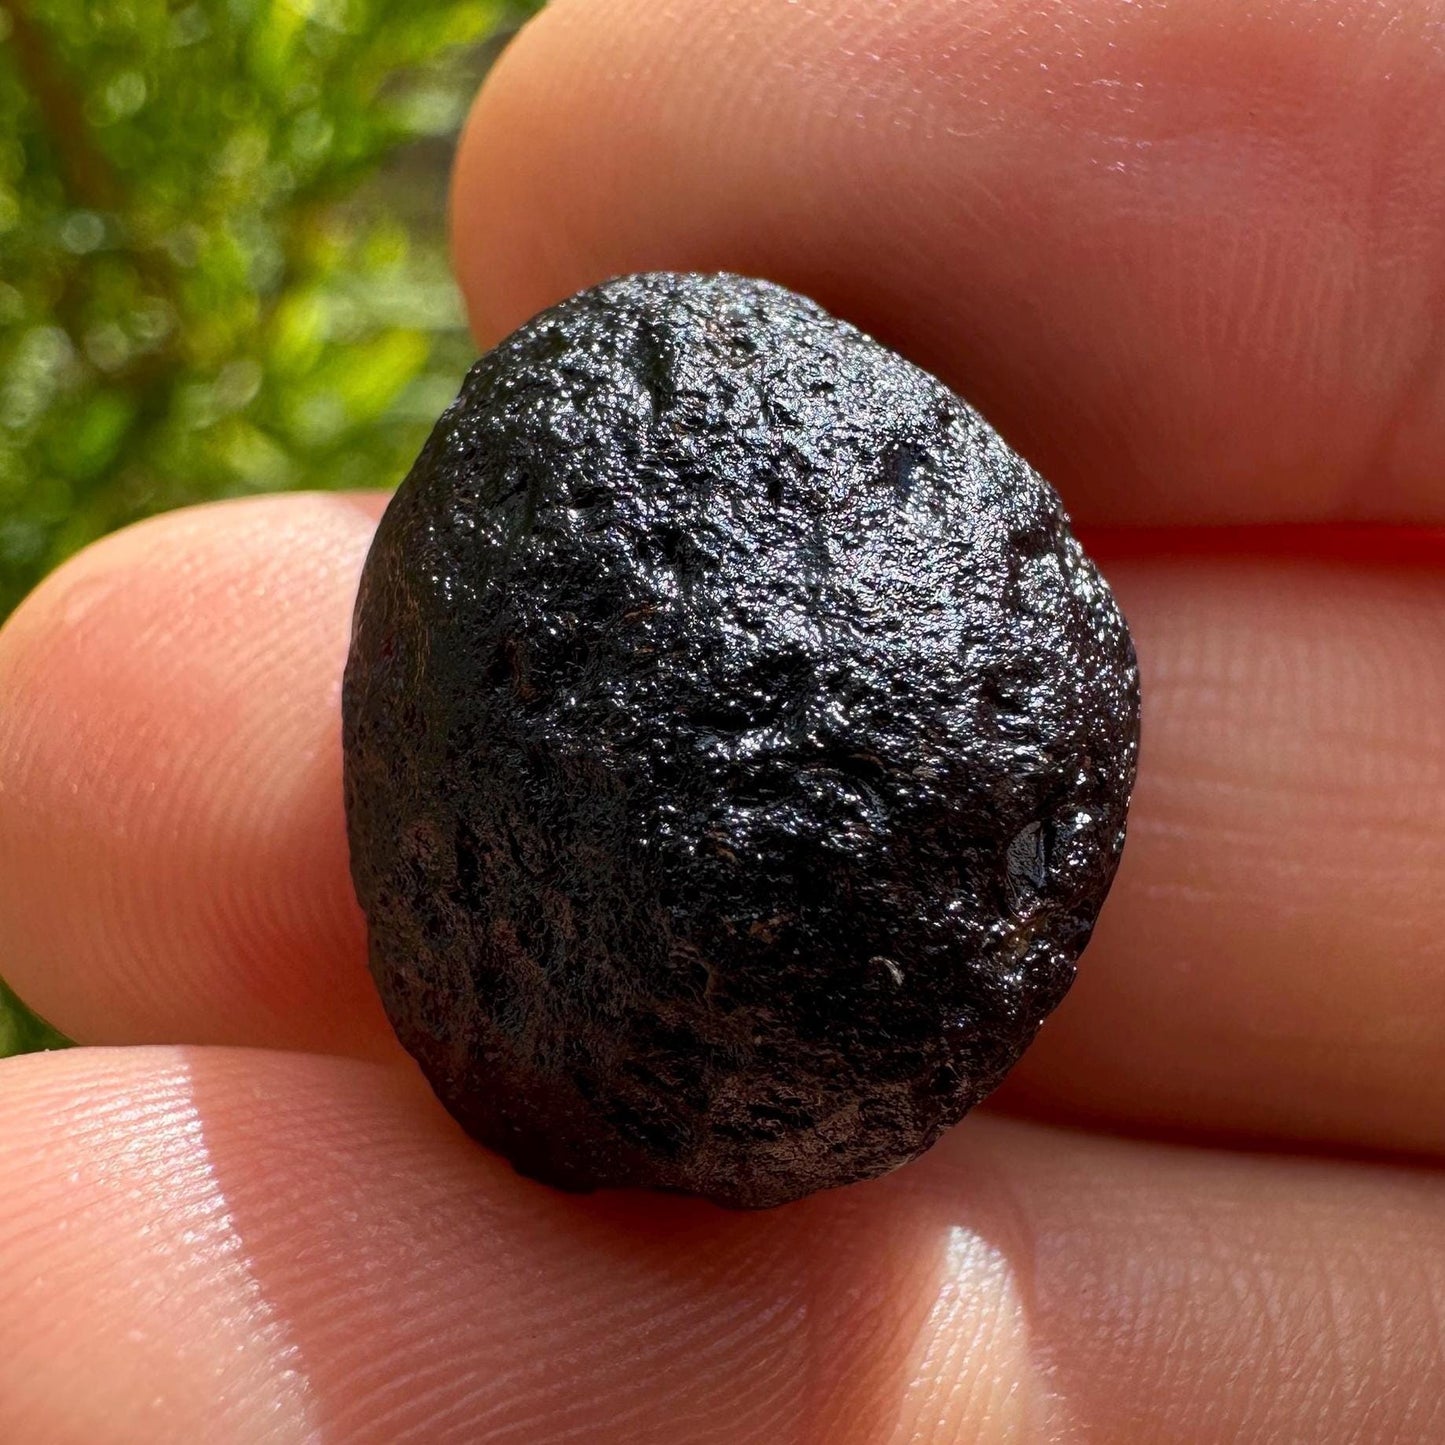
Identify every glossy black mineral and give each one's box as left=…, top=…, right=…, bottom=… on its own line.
left=343, top=272, right=1139, bottom=1209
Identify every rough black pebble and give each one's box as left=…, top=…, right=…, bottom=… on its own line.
left=343, top=273, right=1139, bottom=1209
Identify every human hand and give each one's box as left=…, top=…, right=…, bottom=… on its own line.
left=2, top=1, right=1443, bottom=1439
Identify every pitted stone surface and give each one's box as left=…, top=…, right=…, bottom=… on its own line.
left=343, top=273, right=1140, bottom=1208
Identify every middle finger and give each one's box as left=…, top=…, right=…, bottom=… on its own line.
left=2, top=502, right=1443, bottom=1157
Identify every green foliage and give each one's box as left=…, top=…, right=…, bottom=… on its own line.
left=0, top=974, right=70, bottom=1054
left=0, top=0, right=542, bottom=1057
left=0, top=0, right=541, bottom=616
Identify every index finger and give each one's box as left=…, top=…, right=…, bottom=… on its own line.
left=452, top=0, right=1445, bottom=525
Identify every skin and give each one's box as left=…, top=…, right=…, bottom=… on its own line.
left=1, top=0, right=1443, bottom=1438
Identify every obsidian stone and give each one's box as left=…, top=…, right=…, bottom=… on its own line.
left=343, top=272, right=1139, bottom=1209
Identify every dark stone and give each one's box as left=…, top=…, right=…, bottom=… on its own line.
left=343, top=273, right=1139, bottom=1209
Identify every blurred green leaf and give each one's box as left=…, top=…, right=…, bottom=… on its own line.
left=0, top=0, right=545, bottom=1054
left=0, top=0, right=544, bottom=615
left=0, top=974, right=71, bottom=1058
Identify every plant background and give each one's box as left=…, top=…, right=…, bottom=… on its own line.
left=0, top=0, right=544, bottom=1056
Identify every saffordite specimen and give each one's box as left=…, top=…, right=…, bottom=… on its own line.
left=343, top=273, right=1139, bottom=1209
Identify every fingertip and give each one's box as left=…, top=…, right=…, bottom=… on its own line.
left=451, top=0, right=1445, bottom=522
left=0, top=493, right=395, bottom=1057
left=451, top=0, right=621, bottom=347
left=0, top=1046, right=322, bottom=1445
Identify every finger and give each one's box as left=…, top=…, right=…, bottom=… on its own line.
left=4, top=510, right=1445, bottom=1157
left=993, top=538, right=1445, bottom=1155
left=2, top=1046, right=1441, bottom=1444
left=453, top=0, right=1445, bottom=524
left=0, top=493, right=395, bottom=1058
